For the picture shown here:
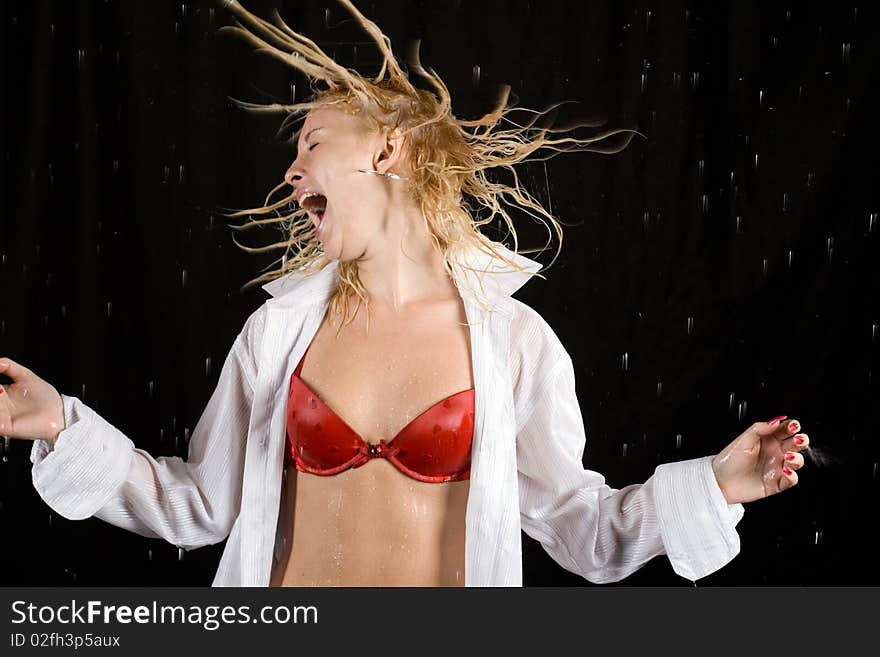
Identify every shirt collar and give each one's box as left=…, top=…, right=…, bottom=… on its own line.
left=261, top=242, right=543, bottom=309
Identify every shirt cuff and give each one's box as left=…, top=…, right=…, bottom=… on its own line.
left=653, top=455, right=745, bottom=581
left=30, top=395, right=135, bottom=520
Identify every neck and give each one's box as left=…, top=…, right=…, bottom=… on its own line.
left=354, top=204, right=458, bottom=313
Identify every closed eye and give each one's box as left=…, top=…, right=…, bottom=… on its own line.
left=309, top=142, right=319, bottom=151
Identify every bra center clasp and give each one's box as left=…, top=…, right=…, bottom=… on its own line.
left=365, top=439, right=399, bottom=459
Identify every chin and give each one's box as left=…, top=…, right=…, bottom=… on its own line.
left=318, top=240, right=343, bottom=262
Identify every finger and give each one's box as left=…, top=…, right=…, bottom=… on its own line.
left=759, top=415, right=789, bottom=435
left=0, top=358, right=28, bottom=383
left=782, top=450, right=805, bottom=470
left=779, top=464, right=798, bottom=492
left=781, top=432, right=809, bottom=453
left=778, top=418, right=801, bottom=437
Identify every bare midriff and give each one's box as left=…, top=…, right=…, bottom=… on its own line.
left=270, top=293, right=473, bottom=587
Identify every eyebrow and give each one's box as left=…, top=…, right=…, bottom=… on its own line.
left=298, top=127, right=326, bottom=149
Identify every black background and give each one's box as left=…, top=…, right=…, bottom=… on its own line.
left=1, top=0, right=877, bottom=586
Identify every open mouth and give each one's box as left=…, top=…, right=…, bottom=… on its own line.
left=300, top=193, right=328, bottom=233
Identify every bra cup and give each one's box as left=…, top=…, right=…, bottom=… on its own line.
left=391, top=389, right=475, bottom=478
left=287, top=377, right=362, bottom=470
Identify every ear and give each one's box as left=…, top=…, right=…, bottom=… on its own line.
left=372, top=127, right=407, bottom=175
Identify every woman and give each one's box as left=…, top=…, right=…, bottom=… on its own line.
left=2, top=0, right=809, bottom=586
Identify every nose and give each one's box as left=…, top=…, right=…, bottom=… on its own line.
left=284, top=161, right=304, bottom=187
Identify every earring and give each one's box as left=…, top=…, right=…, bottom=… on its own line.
left=357, top=168, right=407, bottom=181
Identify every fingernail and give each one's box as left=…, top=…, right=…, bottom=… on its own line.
left=767, top=415, right=788, bottom=426
left=794, top=435, right=805, bottom=445
left=784, top=452, right=794, bottom=461
left=0, top=387, right=4, bottom=395
left=787, top=420, right=800, bottom=433
left=782, top=466, right=793, bottom=476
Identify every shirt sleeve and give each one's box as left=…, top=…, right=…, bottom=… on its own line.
left=516, top=351, right=745, bottom=584
left=28, top=304, right=266, bottom=551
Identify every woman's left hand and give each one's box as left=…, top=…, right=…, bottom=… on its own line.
left=711, top=416, right=809, bottom=505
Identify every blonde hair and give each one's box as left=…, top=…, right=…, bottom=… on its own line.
left=218, top=0, right=640, bottom=329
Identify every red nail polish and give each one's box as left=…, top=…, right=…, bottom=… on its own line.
left=782, top=466, right=793, bottom=476
left=767, top=415, right=787, bottom=426
left=794, top=436, right=804, bottom=445
left=784, top=452, right=794, bottom=460
left=787, top=420, right=800, bottom=433
left=0, top=387, right=4, bottom=395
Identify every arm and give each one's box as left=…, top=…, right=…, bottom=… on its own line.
left=28, top=305, right=265, bottom=550
left=514, top=328, right=744, bottom=584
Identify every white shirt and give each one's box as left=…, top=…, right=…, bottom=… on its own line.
left=30, top=243, right=745, bottom=586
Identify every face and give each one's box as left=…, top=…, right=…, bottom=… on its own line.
left=284, top=107, right=406, bottom=262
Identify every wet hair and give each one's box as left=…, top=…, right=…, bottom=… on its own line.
left=218, top=0, right=640, bottom=328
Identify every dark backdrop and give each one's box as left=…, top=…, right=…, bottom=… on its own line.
left=1, top=0, right=877, bottom=586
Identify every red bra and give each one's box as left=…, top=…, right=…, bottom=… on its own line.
left=285, top=343, right=474, bottom=483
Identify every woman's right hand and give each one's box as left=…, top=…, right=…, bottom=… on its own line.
left=0, top=358, right=66, bottom=444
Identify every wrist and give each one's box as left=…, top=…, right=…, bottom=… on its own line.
left=710, top=455, right=734, bottom=504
